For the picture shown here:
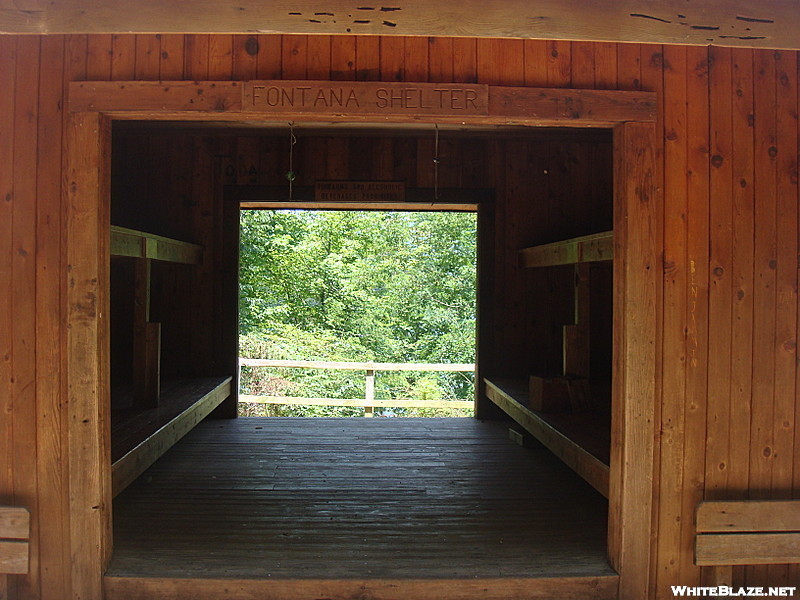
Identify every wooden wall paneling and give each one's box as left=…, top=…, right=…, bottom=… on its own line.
left=452, top=38, right=476, bottom=84
left=415, top=136, right=434, bottom=188
left=570, top=41, right=595, bottom=89
left=184, top=35, right=210, bottom=80
left=110, top=34, right=135, bottom=80
left=727, top=47, right=756, bottom=586
left=35, top=35, right=70, bottom=600
left=236, top=137, right=261, bottom=185
left=477, top=39, right=524, bottom=86
left=232, top=35, right=258, bottom=80
left=637, top=42, right=665, bottom=595
left=611, top=121, right=659, bottom=600
left=330, top=35, right=356, bottom=81
left=188, top=136, right=216, bottom=375
left=306, top=36, right=331, bottom=80
left=546, top=40, right=571, bottom=87
left=0, top=34, right=15, bottom=600
left=281, top=35, right=307, bottom=80
left=371, top=137, right=394, bottom=181
left=355, top=36, right=379, bottom=81
left=12, top=35, right=41, bottom=600
left=159, top=34, right=185, bottom=80
left=769, top=49, right=798, bottom=587
left=656, top=43, right=689, bottom=600
left=65, top=110, right=112, bottom=600
left=616, top=43, right=641, bottom=91
left=86, top=34, right=112, bottom=81
left=428, top=37, right=453, bottom=83
left=255, top=35, right=281, bottom=80
left=750, top=47, right=779, bottom=502
left=379, top=36, right=404, bottom=82
left=134, top=34, right=161, bottom=80
left=749, top=46, right=779, bottom=587
left=207, top=35, right=233, bottom=80
left=403, top=36, right=428, bottom=82
left=705, top=46, right=734, bottom=508
left=792, top=53, right=800, bottom=590
left=523, top=39, right=548, bottom=88
left=594, top=42, right=618, bottom=90
left=679, top=44, right=710, bottom=586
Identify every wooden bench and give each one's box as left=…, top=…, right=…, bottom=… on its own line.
left=695, top=500, right=800, bottom=585
left=0, top=506, right=29, bottom=574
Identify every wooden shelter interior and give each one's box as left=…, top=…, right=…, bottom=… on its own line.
left=105, top=120, right=617, bottom=596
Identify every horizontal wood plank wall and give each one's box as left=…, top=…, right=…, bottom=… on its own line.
left=0, top=33, right=798, bottom=600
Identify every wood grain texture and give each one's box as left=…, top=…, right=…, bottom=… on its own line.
left=2, top=0, right=798, bottom=50
left=0, top=31, right=798, bottom=600
left=697, top=500, right=800, bottom=532
left=696, top=533, right=800, bottom=566
left=107, top=418, right=615, bottom=599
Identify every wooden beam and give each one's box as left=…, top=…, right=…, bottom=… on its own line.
left=104, top=575, right=619, bottom=600
left=0, top=507, right=29, bottom=540
left=484, top=378, right=609, bottom=498
left=695, top=533, right=800, bottom=566
left=69, top=81, right=656, bottom=126
left=234, top=185, right=493, bottom=209
left=111, top=226, right=203, bottom=265
left=239, top=359, right=475, bottom=372
left=519, top=231, right=613, bottom=268
left=112, top=378, right=231, bottom=496
left=0, top=541, right=28, bottom=575
left=239, top=396, right=474, bottom=409
left=696, top=500, right=800, bottom=533
left=2, top=1, right=798, bottom=50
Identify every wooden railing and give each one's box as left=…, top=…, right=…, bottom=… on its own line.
left=238, top=358, right=475, bottom=417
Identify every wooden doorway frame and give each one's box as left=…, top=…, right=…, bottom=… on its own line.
left=65, top=81, right=659, bottom=599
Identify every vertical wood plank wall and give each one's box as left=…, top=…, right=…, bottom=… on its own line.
left=0, top=34, right=798, bottom=599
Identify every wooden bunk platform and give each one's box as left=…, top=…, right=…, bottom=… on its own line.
left=484, top=379, right=610, bottom=498
left=106, top=418, right=617, bottom=600
left=111, top=376, right=231, bottom=496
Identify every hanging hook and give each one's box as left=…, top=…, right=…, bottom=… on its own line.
left=286, top=122, right=297, bottom=200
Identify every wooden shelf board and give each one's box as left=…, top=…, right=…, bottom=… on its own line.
left=519, top=230, right=613, bottom=268
left=110, top=225, right=203, bottom=264
left=484, top=377, right=610, bottom=498
left=111, top=376, right=232, bottom=497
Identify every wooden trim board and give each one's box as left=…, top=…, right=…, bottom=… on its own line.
left=695, top=533, right=800, bottom=566
left=2, top=1, right=797, bottom=50
left=110, top=226, right=203, bottom=264
left=519, top=231, right=613, bottom=268
left=69, top=81, right=657, bottom=126
left=104, top=574, right=619, bottom=600
left=484, top=378, right=610, bottom=497
left=111, top=377, right=231, bottom=497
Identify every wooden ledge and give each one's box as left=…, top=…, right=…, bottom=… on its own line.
left=0, top=506, right=30, bottom=575
left=484, top=378, right=609, bottom=498
left=519, top=231, right=613, bottom=268
left=111, top=226, right=203, bottom=265
left=112, top=377, right=231, bottom=496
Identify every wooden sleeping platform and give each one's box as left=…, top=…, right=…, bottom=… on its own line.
left=106, top=417, right=617, bottom=600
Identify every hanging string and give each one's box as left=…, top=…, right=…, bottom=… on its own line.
left=433, top=124, right=440, bottom=202
left=286, top=122, right=297, bottom=201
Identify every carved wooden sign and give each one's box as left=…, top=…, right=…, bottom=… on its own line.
left=243, top=81, right=488, bottom=116
left=315, top=181, right=406, bottom=203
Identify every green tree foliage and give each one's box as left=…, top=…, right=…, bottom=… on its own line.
left=239, top=210, right=476, bottom=417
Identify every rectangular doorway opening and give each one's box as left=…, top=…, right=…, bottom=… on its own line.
left=238, top=209, right=477, bottom=418
left=105, top=123, right=619, bottom=599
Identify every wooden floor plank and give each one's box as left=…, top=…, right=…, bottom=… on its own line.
left=108, top=418, right=615, bottom=599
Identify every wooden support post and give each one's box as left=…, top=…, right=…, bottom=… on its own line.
left=133, top=257, right=160, bottom=408
left=563, top=263, right=591, bottom=378
left=364, top=369, right=375, bottom=418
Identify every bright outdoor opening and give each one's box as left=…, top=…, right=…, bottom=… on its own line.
left=238, top=210, right=477, bottom=417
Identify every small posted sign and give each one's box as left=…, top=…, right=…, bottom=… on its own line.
left=315, top=181, right=406, bottom=203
